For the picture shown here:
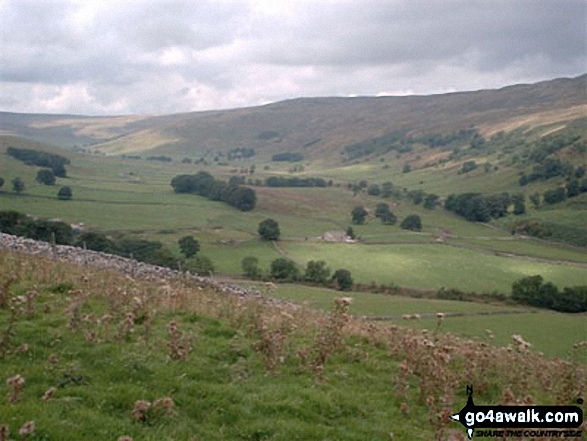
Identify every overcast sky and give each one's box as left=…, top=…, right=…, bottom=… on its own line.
left=1, top=0, right=585, bottom=115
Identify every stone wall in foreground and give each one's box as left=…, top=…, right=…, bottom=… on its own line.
left=0, top=233, right=258, bottom=299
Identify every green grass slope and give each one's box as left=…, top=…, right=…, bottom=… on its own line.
left=0, top=250, right=585, bottom=440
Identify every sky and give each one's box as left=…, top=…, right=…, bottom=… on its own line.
left=0, top=0, right=585, bottom=115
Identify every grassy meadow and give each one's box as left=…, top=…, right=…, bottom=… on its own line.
left=270, top=284, right=586, bottom=361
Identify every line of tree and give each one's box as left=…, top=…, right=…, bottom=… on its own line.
left=512, top=275, right=587, bottom=313
left=518, top=157, right=575, bottom=186
left=271, top=152, right=304, bottom=162
left=417, top=128, right=477, bottom=149
left=265, top=176, right=327, bottom=188
left=539, top=178, right=587, bottom=205
left=6, top=146, right=70, bottom=177
left=351, top=205, right=421, bottom=230
left=227, top=147, right=255, bottom=160
left=0, top=210, right=74, bottom=245
left=146, top=155, right=172, bottom=162
left=0, top=210, right=215, bottom=272
left=362, top=181, right=439, bottom=210
left=170, top=172, right=257, bottom=211
left=241, top=256, right=353, bottom=291
left=342, top=130, right=412, bottom=161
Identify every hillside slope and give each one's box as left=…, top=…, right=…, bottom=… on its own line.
left=1, top=75, right=585, bottom=161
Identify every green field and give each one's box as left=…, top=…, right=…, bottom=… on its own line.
left=279, top=242, right=587, bottom=293
left=1, top=138, right=586, bottom=297
left=270, top=284, right=586, bottom=360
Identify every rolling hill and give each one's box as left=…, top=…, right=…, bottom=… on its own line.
left=0, top=75, right=585, bottom=162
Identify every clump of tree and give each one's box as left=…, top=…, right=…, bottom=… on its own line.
left=444, top=192, right=516, bottom=222
left=0, top=177, right=4, bottom=189
left=170, top=172, right=257, bottom=211
left=258, top=219, right=280, bottom=241
left=543, top=187, right=567, bottom=205
left=178, top=236, right=200, bottom=258
left=511, top=194, right=526, bottom=215
left=526, top=130, right=582, bottom=164
left=227, top=147, right=255, bottom=160
left=381, top=182, right=395, bottom=198
left=11, top=177, right=25, bottom=194
left=332, top=269, right=353, bottom=291
left=512, top=275, right=587, bottom=313
left=270, top=258, right=299, bottom=281
left=36, top=169, right=56, bottom=185
left=271, top=152, right=304, bottom=162
left=146, top=155, right=172, bottom=162
left=116, top=238, right=178, bottom=268
left=423, top=194, right=439, bottom=210
left=407, top=190, right=424, bottom=205
left=549, top=179, right=587, bottom=204
left=0, top=210, right=73, bottom=244
left=265, top=177, right=326, bottom=187
left=341, top=130, right=411, bottom=161
left=400, top=214, right=422, bottom=231
left=367, top=185, right=381, bottom=196
left=242, top=256, right=261, bottom=278
left=6, top=147, right=70, bottom=177
left=351, top=206, right=368, bottom=225
left=418, top=128, right=477, bottom=149
left=459, top=160, right=477, bottom=174
left=304, top=260, right=331, bottom=284
left=374, top=203, right=397, bottom=225
left=186, top=256, right=215, bottom=275
left=57, top=186, right=72, bottom=200
left=519, top=158, right=573, bottom=186
left=77, top=231, right=117, bottom=253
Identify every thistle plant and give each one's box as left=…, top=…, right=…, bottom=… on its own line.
left=167, top=320, right=193, bottom=361
left=311, top=297, right=352, bottom=380
left=18, top=421, right=35, bottom=440
left=6, top=374, right=25, bottom=403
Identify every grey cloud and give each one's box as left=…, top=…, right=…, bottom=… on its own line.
left=0, top=0, right=584, bottom=115
left=250, top=0, right=586, bottom=71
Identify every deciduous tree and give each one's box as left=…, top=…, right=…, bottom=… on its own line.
left=258, top=219, right=280, bottom=241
